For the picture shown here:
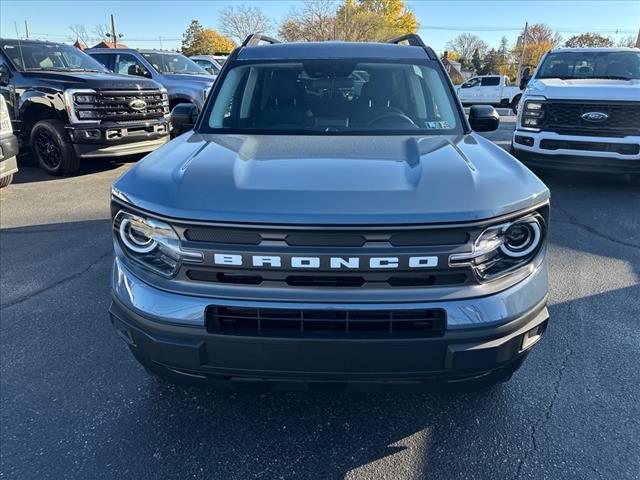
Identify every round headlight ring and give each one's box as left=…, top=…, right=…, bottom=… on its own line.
left=500, top=220, right=541, bottom=258
left=119, top=216, right=156, bottom=253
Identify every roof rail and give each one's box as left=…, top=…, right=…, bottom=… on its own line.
left=385, top=33, right=437, bottom=60
left=242, top=34, right=281, bottom=47
left=385, top=34, right=426, bottom=48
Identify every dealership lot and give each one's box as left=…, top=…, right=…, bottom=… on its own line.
left=1, top=119, right=639, bottom=479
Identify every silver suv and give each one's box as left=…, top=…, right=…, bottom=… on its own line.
left=109, top=34, right=550, bottom=390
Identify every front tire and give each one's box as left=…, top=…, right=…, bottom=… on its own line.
left=31, top=119, right=80, bottom=176
left=0, top=173, right=13, bottom=188
left=511, top=95, right=522, bottom=114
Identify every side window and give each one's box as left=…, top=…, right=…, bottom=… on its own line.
left=194, top=59, right=219, bottom=75
left=90, top=53, right=113, bottom=71
left=481, top=76, right=500, bottom=86
left=465, top=77, right=481, bottom=87
left=115, top=53, right=148, bottom=76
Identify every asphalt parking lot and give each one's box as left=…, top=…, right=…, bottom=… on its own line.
left=1, top=118, right=639, bottom=480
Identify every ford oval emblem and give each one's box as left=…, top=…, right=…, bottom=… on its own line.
left=129, top=99, right=147, bottom=112
left=581, top=111, right=608, bottom=122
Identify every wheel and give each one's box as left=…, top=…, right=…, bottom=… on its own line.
left=30, top=119, right=80, bottom=175
left=511, top=95, right=521, bottom=114
left=0, top=173, right=13, bottom=188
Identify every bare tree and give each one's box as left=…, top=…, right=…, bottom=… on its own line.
left=94, top=24, right=110, bottom=43
left=68, top=25, right=90, bottom=46
left=445, top=33, right=489, bottom=61
left=526, top=23, right=562, bottom=47
left=279, top=0, right=337, bottom=42
left=616, top=35, right=636, bottom=47
left=219, top=5, right=274, bottom=44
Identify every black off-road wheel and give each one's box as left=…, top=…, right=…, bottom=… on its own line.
left=511, top=95, right=521, bottom=114
left=30, top=119, right=80, bottom=176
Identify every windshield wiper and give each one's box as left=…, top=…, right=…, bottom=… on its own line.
left=589, top=75, right=633, bottom=81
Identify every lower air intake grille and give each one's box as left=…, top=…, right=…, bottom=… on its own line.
left=206, top=306, right=446, bottom=337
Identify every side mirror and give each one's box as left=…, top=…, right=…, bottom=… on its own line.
left=519, top=67, right=531, bottom=90
left=0, top=64, right=11, bottom=86
left=461, top=82, right=470, bottom=89
left=171, top=103, right=199, bottom=135
left=469, top=105, right=500, bottom=132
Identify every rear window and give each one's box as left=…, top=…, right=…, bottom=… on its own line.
left=200, top=59, right=462, bottom=135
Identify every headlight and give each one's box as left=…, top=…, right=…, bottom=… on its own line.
left=113, top=210, right=202, bottom=277
left=63, top=88, right=98, bottom=124
left=449, top=213, right=545, bottom=281
left=520, top=100, right=546, bottom=129
left=0, top=96, right=12, bottom=135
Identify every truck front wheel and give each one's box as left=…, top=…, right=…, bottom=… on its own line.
left=30, top=119, right=80, bottom=176
left=511, top=95, right=521, bottom=114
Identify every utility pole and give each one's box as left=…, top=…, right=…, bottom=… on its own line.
left=517, top=22, right=529, bottom=85
left=110, top=14, right=117, bottom=48
left=24, top=20, right=29, bottom=39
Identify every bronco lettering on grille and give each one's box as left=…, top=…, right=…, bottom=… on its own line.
left=211, top=254, right=438, bottom=270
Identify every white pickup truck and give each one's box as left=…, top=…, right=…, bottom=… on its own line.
left=511, top=47, right=640, bottom=176
left=456, top=75, right=522, bottom=113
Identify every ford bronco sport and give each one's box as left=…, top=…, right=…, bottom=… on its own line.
left=109, top=34, right=550, bottom=389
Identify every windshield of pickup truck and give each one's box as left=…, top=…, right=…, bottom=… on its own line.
left=141, top=52, right=208, bottom=75
left=1, top=41, right=109, bottom=73
left=202, top=60, right=461, bottom=134
left=537, top=51, right=640, bottom=80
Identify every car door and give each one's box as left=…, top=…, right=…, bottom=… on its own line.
left=480, top=76, right=501, bottom=103
left=458, top=77, right=481, bottom=103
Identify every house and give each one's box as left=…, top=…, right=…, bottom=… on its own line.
left=73, top=40, right=86, bottom=51
left=91, top=40, right=128, bottom=49
left=441, top=52, right=474, bottom=85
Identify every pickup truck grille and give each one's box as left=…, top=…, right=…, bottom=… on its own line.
left=75, top=89, right=169, bottom=122
left=175, top=223, right=481, bottom=289
left=540, top=101, right=640, bottom=137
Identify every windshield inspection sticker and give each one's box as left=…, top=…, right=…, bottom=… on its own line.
left=426, top=121, right=450, bottom=129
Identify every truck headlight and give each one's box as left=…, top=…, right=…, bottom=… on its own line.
left=113, top=210, right=202, bottom=277
left=449, top=213, right=546, bottom=281
left=520, top=100, right=546, bottom=130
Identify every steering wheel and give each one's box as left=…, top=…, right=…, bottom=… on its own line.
left=367, top=112, right=417, bottom=127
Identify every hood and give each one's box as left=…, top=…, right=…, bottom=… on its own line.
left=527, top=77, right=640, bottom=101
left=114, top=133, right=549, bottom=225
left=162, top=73, right=214, bottom=87
left=21, top=71, right=160, bottom=90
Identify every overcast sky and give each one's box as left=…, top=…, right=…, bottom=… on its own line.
left=1, top=0, right=638, bottom=53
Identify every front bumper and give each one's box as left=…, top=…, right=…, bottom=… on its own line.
left=0, top=133, right=19, bottom=178
left=109, top=258, right=549, bottom=387
left=512, top=129, right=640, bottom=173
left=67, top=119, right=170, bottom=159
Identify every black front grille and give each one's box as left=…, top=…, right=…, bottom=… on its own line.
left=206, top=305, right=446, bottom=337
left=182, top=227, right=470, bottom=247
left=540, top=102, right=640, bottom=136
left=186, top=268, right=470, bottom=288
left=75, top=89, right=169, bottom=122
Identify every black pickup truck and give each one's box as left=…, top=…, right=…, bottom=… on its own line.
left=0, top=39, right=170, bottom=175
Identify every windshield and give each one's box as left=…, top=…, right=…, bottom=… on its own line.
left=536, top=51, right=640, bottom=80
left=200, top=60, right=461, bottom=135
left=1, top=41, right=109, bottom=72
left=141, top=52, right=208, bottom=75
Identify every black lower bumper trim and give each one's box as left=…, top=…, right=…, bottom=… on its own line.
left=513, top=148, right=640, bottom=173
left=109, top=297, right=549, bottom=388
